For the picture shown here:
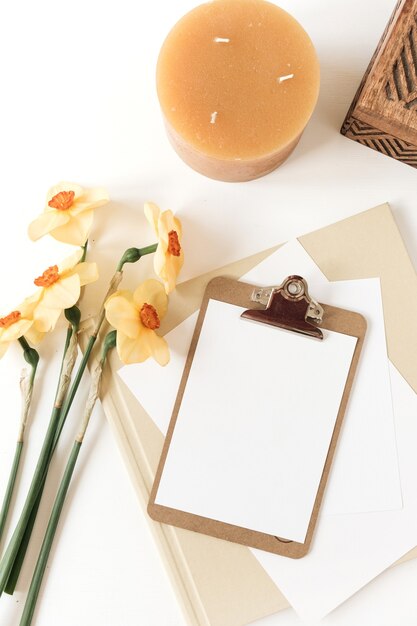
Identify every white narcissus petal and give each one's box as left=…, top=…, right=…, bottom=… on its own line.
left=33, top=306, right=62, bottom=332
left=158, top=210, right=179, bottom=239
left=147, top=204, right=184, bottom=293
left=58, top=248, right=84, bottom=274
left=165, top=251, right=184, bottom=278
left=50, top=210, right=95, bottom=246
left=173, top=216, right=182, bottom=239
left=1, top=319, right=33, bottom=342
left=28, top=211, right=70, bottom=241
left=70, top=187, right=110, bottom=215
left=46, top=182, right=84, bottom=203
left=40, top=273, right=81, bottom=310
left=19, top=291, right=43, bottom=318
left=117, top=329, right=150, bottom=364
left=142, top=329, right=170, bottom=366
left=144, top=202, right=161, bottom=235
left=116, top=325, right=169, bottom=366
left=69, top=262, right=99, bottom=287
left=19, top=288, right=43, bottom=304
left=156, top=225, right=169, bottom=249
left=154, top=245, right=168, bottom=278
left=153, top=247, right=184, bottom=294
left=105, top=294, right=141, bottom=338
left=106, top=289, right=134, bottom=304
left=25, top=325, right=46, bottom=345
left=0, top=341, right=10, bottom=358
left=160, top=272, right=174, bottom=296
left=133, top=279, right=168, bottom=318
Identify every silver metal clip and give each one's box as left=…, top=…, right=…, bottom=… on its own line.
left=250, top=277, right=324, bottom=325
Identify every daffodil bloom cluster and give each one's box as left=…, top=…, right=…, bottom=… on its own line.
left=1, top=190, right=184, bottom=368
left=0, top=182, right=107, bottom=358
left=105, top=279, right=169, bottom=365
left=28, top=182, right=109, bottom=246
left=29, top=249, right=98, bottom=333
left=103, top=201, right=184, bottom=366
left=0, top=250, right=98, bottom=358
left=0, top=182, right=109, bottom=358
left=0, top=305, right=36, bottom=359
left=145, top=202, right=184, bottom=294
left=0, top=185, right=185, bottom=626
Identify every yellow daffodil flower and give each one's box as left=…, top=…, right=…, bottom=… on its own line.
left=0, top=289, right=47, bottom=358
left=0, top=307, right=34, bottom=359
left=29, top=249, right=98, bottom=333
left=105, top=279, right=169, bottom=366
left=28, top=182, right=109, bottom=246
left=144, top=202, right=184, bottom=294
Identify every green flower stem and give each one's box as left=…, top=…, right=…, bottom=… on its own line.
left=19, top=441, right=81, bottom=626
left=3, top=332, right=105, bottom=595
left=51, top=334, right=97, bottom=449
left=57, top=327, right=73, bottom=381
left=7, top=332, right=115, bottom=594
left=3, top=326, right=75, bottom=595
left=50, top=241, right=158, bottom=449
left=4, top=490, right=41, bottom=595
left=3, top=322, right=80, bottom=595
left=0, top=406, right=60, bottom=595
left=1, top=244, right=157, bottom=596
left=16, top=338, right=40, bottom=443
left=20, top=335, right=116, bottom=626
left=0, top=443, right=23, bottom=543
left=80, top=240, right=88, bottom=263
left=116, top=243, right=157, bottom=272
left=0, top=339, right=39, bottom=544
left=0, top=326, right=76, bottom=596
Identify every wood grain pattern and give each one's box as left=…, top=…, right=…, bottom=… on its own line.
left=341, top=0, right=417, bottom=167
left=342, top=117, right=417, bottom=166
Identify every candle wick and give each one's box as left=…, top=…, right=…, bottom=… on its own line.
left=214, top=37, right=230, bottom=43
left=210, top=111, right=218, bottom=124
left=277, top=73, right=294, bottom=83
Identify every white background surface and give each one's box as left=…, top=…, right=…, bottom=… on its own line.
left=1, top=0, right=417, bottom=625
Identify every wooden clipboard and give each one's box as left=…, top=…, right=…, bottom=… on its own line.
left=148, top=276, right=366, bottom=559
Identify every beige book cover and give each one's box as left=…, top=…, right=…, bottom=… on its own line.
left=89, top=203, right=417, bottom=626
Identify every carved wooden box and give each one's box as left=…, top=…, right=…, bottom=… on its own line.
left=341, top=0, right=417, bottom=167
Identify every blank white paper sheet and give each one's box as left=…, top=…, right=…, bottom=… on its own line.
left=155, top=300, right=357, bottom=544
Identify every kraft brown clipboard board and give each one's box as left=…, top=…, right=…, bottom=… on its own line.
left=148, top=276, right=366, bottom=559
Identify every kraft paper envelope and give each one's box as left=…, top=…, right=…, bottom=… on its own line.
left=91, top=202, right=417, bottom=626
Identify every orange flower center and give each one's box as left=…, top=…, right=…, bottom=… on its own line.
left=0, top=310, right=21, bottom=329
left=48, top=190, right=75, bottom=211
left=140, top=303, right=160, bottom=330
left=167, top=230, right=181, bottom=257
left=34, top=265, right=60, bottom=288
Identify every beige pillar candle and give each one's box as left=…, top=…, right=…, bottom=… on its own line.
left=156, top=0, right=320, bottom=182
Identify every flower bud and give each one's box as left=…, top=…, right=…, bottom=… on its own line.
left=119, top=247, right=141, bottom=268
left=65, top=306, right=81, bottom=329
left=23, top=346, right=39, bottom=370
left=102, top=330, right=117, bottom=360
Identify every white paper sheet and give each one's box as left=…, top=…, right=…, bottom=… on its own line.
left=155, top=300, right=357, bottom=543
left=119, top=240, right=401, bottom=516
left=243, top=241, right=401, bottom=516
left=252, top=363, right=417, bottom=621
